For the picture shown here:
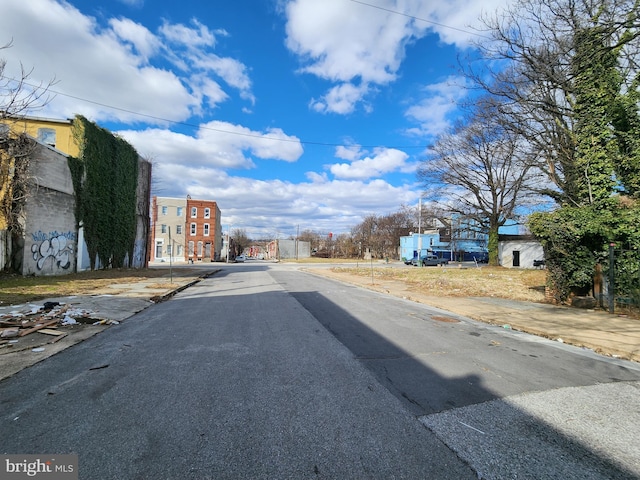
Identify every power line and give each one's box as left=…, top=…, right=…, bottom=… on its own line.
left=3, top=1, right=482, bottom=151
left=1, top=74, right=430, bottom=150
left=348, top=0, right=492, bottom=40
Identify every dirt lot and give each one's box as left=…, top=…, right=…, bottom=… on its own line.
left=327, top=264, right=548, bottom=303
left=0, top=268, right=178, bottom=306
left=0, top=264, right=548, bottom=307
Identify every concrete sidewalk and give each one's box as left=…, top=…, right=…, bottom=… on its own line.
left=0, top=269, right=209, bottom=381
left=309, top=268, right=640, bottom=363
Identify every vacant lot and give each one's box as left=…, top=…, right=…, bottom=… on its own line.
left=0, top=264, right=549, bottom=307
left=329, top=265, right=548, bottom=303
left=0, top=268, right=178, bottom=306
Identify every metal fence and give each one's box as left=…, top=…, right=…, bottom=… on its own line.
left=603, top=244, right=640, bottom=314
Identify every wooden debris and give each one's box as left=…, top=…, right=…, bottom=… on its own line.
left=38, top=329, right=65, bottom=336
left=19, top=319, right=61, bottom=337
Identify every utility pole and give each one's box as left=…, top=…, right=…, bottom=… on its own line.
left=417, top=197, right=423, bottom=268
left=168, top=226, right=173, bottom=283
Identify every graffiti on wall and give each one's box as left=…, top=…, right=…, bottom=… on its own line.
left=31, top=230, right=77, bottom=270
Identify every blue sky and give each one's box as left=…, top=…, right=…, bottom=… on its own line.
left=1, top=0, right=509, bottom=238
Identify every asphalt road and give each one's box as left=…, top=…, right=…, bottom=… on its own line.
left=1, top=262, right=640, bottom=479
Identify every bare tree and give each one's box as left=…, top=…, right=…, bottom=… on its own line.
left=350, top=211, right=413, bottom=260
left=418, top=100, right=543, bottom=265
left=1, top=40, right=56, bottom=121
left=1, top=42, right=57, bottom=270
left=231, top=228, right=249, bottom=256
left=467, top=0, right=640, bottom=205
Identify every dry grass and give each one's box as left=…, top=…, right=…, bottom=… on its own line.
left=330, top=265, right=548, bottom=302
left=0, top=268, right=176, bottom=306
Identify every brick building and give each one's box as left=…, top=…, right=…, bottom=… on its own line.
left=151, top=196, right=222, bottom=263
left=186, top=197, right=222, bottom=262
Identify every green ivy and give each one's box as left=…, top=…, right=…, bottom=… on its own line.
left=68, top=115, right=139, bottom=269
left=529, top=198, right=640, bottom=301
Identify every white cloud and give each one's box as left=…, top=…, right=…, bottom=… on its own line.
left=162, top=170, right=417, bottom=236
left=309, top=83, right=370, bottom=115
left=326, top=147, right=409, bottom=180
left=158, top=19, right=216, bottom=48
left=284, top=0, right=511, bottom=115
left=109, top=17, right=160, bottom=61
left=404, top=76, right=470, bottom=136
left=117, top=121, right=303, bottom=169
left=0, top=0, right=254, bottom=124
left=117, top=0, right=143, bottom=6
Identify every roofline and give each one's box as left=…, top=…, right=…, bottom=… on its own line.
left=3, top=114, right=73, bottom=125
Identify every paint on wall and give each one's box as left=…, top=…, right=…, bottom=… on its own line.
left=31, top=232, right=76, bottom=270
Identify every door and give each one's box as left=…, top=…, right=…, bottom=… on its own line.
left=513, top=250, right=520, bottom=267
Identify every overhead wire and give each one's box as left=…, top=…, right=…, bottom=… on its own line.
left=2, top=1, right=487, bottom=150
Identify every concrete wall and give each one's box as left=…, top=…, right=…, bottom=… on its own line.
left=131, top=158, right=152, bottom=268
left=20, top=143, right=77, bottom=276
left=277, top=239, right=310, bottom=259
left=0, top=229, right=6, bottom=271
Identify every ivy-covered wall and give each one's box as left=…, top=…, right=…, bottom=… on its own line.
left=68, top=115, right=140, bottom=269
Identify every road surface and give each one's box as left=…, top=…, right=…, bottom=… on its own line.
left=1, top=263, right=639, bottom=479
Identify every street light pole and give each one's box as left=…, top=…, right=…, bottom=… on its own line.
left=417, top=197, right=422, bottom=268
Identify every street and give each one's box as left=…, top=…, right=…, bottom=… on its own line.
left=1, top=263, right=639, bottom=479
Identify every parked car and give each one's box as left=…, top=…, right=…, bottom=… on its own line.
left=235, top=254, right=246, bottom=262
left=411, top=254, right=449, bottom=266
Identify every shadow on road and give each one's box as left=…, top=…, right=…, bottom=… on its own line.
left=285, top=284, right=639, bottom=479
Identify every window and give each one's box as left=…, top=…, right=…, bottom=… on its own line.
left=177, top=207, right=183, bottom=217
left=203, top=223, right=210, bottom=236
left=167, top=244, right=172, bottom=255
left=190, top=223, right=196, bottom=236
left=188, top=241, right=195, bottom=256
left=191, top=207, right=197, bottom=218
left=177, top=245, right=183, bottom=256
left=37, top=128, right=56, bottom=147
left=161, top=224, right=167, bottom=233
left=197, top=241, right=203, bottom=257
left=204, top=208, right=210, bottom=219
left=161, top=206, right=168, bottom=215
left=176, top=225, right=182, bottom=235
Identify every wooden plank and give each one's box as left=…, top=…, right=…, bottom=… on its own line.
left=50, top=333, right=68, bottom=343
left=39, top=328, right=65, bottom=336
left=19, top=319, right=60, bottom=337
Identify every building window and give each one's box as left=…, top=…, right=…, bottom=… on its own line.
left=204, top=208, right=210, bottom=219
left=177, top=245, right=183, bottom=256
left=161, top=224, right=167, bottom=233
left=191, top=207, right=197, bottom=218
left=161, top=206, right=168, bottom=215
left=37, top=128, right=56, bottom=147
left=188, top=241, right=195, bottom=256
left=197, top=241, right=203, bottom=257
left=167, top=244, right=172, bottom=255
left=177, top=207, right=183, bottom=217
left=190, top=223, right=196, bottom=236
left=176, top=225, right=182, bottom=235
left=203, top=223, right=210, bottom=236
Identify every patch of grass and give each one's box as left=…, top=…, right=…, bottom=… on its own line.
left=331, top=265, right=548, bottom=302
left=0, top=268, right=174, bottom=306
